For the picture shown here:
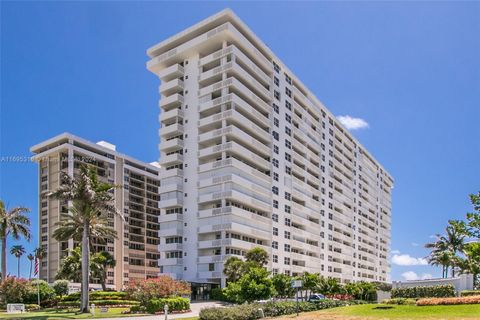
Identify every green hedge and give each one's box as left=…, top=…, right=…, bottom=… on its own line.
left=460, top=290, right=480, bottom=297
left=382, top=298, right=417, bottom=305
left=199, top=300, right=363, bottom=320
left=58, top=299, right=139, bottom=307
left=61, top=291, right=128, bottom=302
left=391, top=285, right=455, bottom=299
left=145, top=297, right=190, bottom=314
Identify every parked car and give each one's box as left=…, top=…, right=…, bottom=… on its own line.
left=308, top=294, right=326, bottom=302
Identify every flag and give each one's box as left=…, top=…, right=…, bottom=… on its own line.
left=34, top=258, right=39, bottom=276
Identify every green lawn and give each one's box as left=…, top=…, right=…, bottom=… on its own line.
left=0, top=307, right=147, bottom=319
left=312, top=304, right=480, bottom=319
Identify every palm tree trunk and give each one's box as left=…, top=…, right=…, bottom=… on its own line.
left=29, top=261, right=32, bottom=279
left=17, top=258, right=20, bottom=278
left=101, top=271, right=106, bottom=291
left=80, top=223, right=90, bottom=313
left=1, top=237, right=6, bottom=282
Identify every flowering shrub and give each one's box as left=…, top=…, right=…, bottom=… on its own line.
left=125, top=276, right=191, bottom=306
left=0, top=277, right=56, bottom=307
left=382, top=298, right=417, bottom=305
left=417, top=295, right=480, bottom=306
left=391, top=284, right=455, bottom=298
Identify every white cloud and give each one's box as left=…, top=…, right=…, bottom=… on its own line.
left=391, top=250, right=401, bottom=255
left=337, top=115, right=369, bottom=130
left=391, top=254, right=428, bottom=266
left=411, top=242, right=420, bottom=247
left=401, top=271, right=433, bottom=281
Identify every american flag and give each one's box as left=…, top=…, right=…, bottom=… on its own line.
left=34, top=258, right=39, bottom=276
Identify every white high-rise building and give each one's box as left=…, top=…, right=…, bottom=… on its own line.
left=147, top=9, right=393, bottom=289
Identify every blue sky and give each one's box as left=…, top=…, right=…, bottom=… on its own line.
left=1, top=1, right=479, bottom=281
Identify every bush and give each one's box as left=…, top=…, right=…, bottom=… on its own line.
left=391, top=285, right=455, bottom=298
left=145, top=297, right=190, bottom=314
left=125, top=276, right=190, bottom=306
left=25, top=304, right=40, bottom=311
left=0, top=277, right=31, bottom=305
left=199, top=300, right=362, bottom=320
left=61, top=291, right=127, bottom=302
left=25, top=280, right=56, bottom=307
left=210, top=287, right=230, bottom=301
left=382, top=298, right=417, bottom=305
left=460, top=290, right=480, bottom=297
left=58, top=299, right=140, bottom=307
left=52, top=280, right=69, bottom=297
left=417, top=296, right=480, bottom=306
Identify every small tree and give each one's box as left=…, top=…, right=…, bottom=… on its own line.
left=272, top=273, right=294, bottom=298
left=245, top=247, right=269, bottom=267
left=125, top=276, right=191, bottom=306
left=223, top=256, right=245, bottom=283
left=224, top=267, right=274, bottom=303
left=91, top=251, right=116, bottom=291
left=52, top=279, right=69, bottom=297
left=301, top=272, right=320, bottom=299
left=10, top=245, right=26, bottom=278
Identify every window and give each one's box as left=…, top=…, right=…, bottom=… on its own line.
left=273, top=104, right=279, bottom=113
left=272, top=241, right=278, bottom=249
left=273, top=62, right=281, bottom=73
left=273, top=200, right=279, bottom=209
left=285, top=88, right=292, bottom=98
left=273, top=227, right=278, bottom=236
left=285, top=153, right=291, bottom=162
left=273, top=172, right=279, bottom=181
left=273, top=145, right=279, bottom=154
left=285, top=74, right=292, bottom=85
left=272, top=159, right=279, bottom=168
left=285, top=218, right=291, bottom=226
left=285, top=127, right=291, bottom=136
left=273, top=255, right=278, bottom=263
left=285, top=192, right=291, bottom=200
left=284, top=231, right=291, bottom=239
left=209, top=263, right=215, bottom=271
left=284, top=244, right=291, bottom=252
left=285, top=140, right=291, bottom=149
left=274, top=90, right=280, bottom=100
left=285, top=114, right=291, bottom=122
left=284, top=205, right=291, bottom=214
left=274, top=118, right=279, bottom=127
left=274, top=77, right=279, bottom=86
left=285, top=101, right=292, bottom=111
left=273, top=131, right=279, bottom=141
left=284, top=257, right=291, bottom=265
left=272, top=213, right=279, bottom=222
left=272, top=186, right=279, bottom=195
left=285, top=166, right=291, bottom=175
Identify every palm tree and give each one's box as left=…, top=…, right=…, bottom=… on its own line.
left=425, top=224, right=465, bottom=277
left=91, top=251, right=116, bottom=291
left=10, top=245, right=25, bottom=277
left=0, top=201, right=30, bottom=282
left=27, top=253, right=35, bottom=279
left=49, top=165, right=119, bottom=313
left=56, top=247, right=82, bottom=282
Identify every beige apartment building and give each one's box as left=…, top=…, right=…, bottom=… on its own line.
left=147, top=9, right=393, bottom=289
left=31, top=133, right=161, bottom=290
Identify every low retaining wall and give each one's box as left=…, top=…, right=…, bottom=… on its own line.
left=392, top=274, right=474, bottom=295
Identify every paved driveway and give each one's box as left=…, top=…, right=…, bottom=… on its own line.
left=95, top=301, right=227, bottom=320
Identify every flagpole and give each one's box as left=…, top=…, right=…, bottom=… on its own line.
left=36, top=258, right=40, bottom=307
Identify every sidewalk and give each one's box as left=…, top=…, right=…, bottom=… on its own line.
left=95, top=301, right=226, bottom=320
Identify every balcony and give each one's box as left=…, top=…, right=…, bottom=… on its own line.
left=198, top=221, right=270, bottom=240
left=160, top=168, right=183, bottom=179
left=159, top=138, right=184, bottom=152
left=159, top=213, right=183, bottom=223
left=197, top=157, right=270, bottom=185
left=158, top=197, right=183, bottom=208
left=158, top=183, right=183, bottom=194
left=160, top=108, right=184, bottom=123
left=159, top=123, right=184, bottom=138
left=198, top=206, right=271, bottom=231
left=197, top=271, right=222, bottom=279
left=159, top=79, right=184, bottom=96
left=157, top=64, right=184, bottom=82
left=198, top=174, right=270, bottom=196
left=159, top=93, right=184, bottom=110
left=163, top=243, right=183, bottom=251
left=158, top=225, right=183, bottom=237
left=158, top=258, right=183, bottom=266
left=159, top=153, right=183, bottom=166
left=197, top=188, right=270, bottom=212
left=198, top=142, right=270, bottom=170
